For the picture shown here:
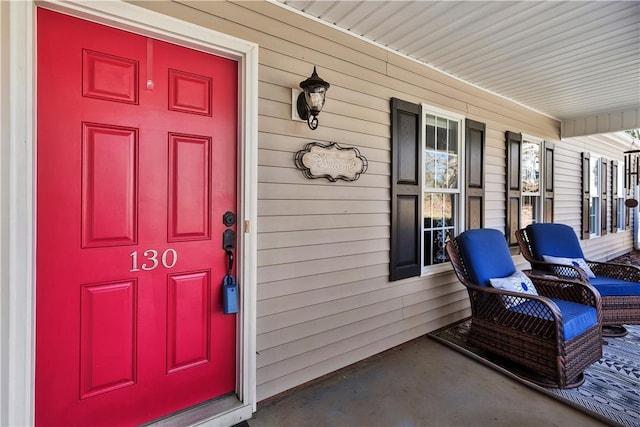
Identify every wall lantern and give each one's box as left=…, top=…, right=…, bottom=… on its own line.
left=296, top=66, right=330, bottom=130
left=624, top=148, right=640, bottom=207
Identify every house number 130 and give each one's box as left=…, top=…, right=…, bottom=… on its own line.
left=130, top=248, right=178, bottom=272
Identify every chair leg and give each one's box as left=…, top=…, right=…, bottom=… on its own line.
left=491, top=356, right=586, bottom=389
left=602, top=325, right=628, bottom=337
left=514, top=370, right=585, bottom=389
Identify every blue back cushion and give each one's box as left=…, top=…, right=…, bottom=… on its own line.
left=526, top=223, right=584, bottom=260
left=457, top=229, right=516, bottom=287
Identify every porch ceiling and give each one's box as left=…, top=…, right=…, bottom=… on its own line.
left=275, top=0, right=640, bottom=127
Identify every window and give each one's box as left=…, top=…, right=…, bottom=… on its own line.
left=390, top=98, right=480, bottom=280
left=589, top=154, right=601, bottom=236
left=521, top=138, right=541, bottom=228
left=505, top=132, right=554, bottom=246
left=617, top=162, right=626, bottom=231
left=422, top=111, right=462, bottom=267
left=581, top=153, right=609, bottom=239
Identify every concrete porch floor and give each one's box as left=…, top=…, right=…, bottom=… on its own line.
left=247, top=335, right=607, bottom=427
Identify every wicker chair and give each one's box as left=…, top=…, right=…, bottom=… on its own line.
left=446, top=228, right=602, bottom=389
left=516, top=223, right=640, bottom=337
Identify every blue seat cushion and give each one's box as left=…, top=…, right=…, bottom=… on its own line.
left=457, top=229, right=515, bottom=287
left=510, top=298, right=598, bottom=340
left=589, top=276, right=640, bottom=296
left=526, top=223, right=584, bottom=260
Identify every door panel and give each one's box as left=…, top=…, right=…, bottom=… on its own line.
left=168, top=133, right=212, bottom=241
left=82, top=123, right=139, bottom=247
left=36, top=8, right=238, bottom=426
left=167, top=271, right=211, bottom=373
left=80, top=280, right=137, bottom=399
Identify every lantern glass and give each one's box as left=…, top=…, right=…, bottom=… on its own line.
left=305, top=87, right=326, bottom=114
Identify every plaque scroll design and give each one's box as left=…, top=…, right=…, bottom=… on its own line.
left=294, top=142, right=368, bottom=182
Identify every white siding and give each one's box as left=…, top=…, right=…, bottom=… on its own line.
left=557, top=135, right=634, bottom=260
left=137, top=1, right=633, bottom=402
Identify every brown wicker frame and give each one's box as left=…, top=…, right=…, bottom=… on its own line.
left=516, top=228, right=640, bottom=327
left=446, top=237, right=602, bottom=389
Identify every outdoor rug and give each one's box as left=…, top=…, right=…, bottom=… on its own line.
left=429, top=319, right=640, bottom=427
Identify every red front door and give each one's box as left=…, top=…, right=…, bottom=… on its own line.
left=36, top=8, right=238, bottom=426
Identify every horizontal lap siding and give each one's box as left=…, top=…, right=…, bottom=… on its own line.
left=555, top=137, right=634, bottom=260
left=138, top=0, right=630, bottom=403
left=484, top=127, right=508, bottom=231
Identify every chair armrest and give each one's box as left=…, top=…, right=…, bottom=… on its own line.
left=464, top=281, right=564, bottom=323
left=525, top=270, right=601, bottom=308
left=464, top=282, right=568, bottom=340
left=587, top=260, right=640, bottom=282
left=526, top=261, right=591, bottom=283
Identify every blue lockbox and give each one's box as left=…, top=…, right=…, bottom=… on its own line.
left=223, top=274, right=238, bottom=314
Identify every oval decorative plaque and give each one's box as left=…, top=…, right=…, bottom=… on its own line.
left=295, top=142, right=368, bottom=182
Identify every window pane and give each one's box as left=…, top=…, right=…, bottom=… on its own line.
left=424, top=116, right=458, bottom=190
left=423, top=227, right=454, bottom=266
left=437, top=117, right=448, bottom=152
left=618, top=164, right=625, bottom=194
left=590, top=158, right=600, bottom=196
left=423, top=192, right=456, bottom=266
left=590, top=196, right=600, bottom=234
left=435, top=152, right=446, bottom=189
left=446, top=152, right=458, bottom=189
left=448, top=120, right=458, bottom=154
left=423, top=193, right=433, bottom=229
left=618, top=198, right=626, bottom=230
left=425, top=150, right=435, bottom=188
left=426, top=115, right=436, bottom=150
left=521, top=141, right=540, bottom=194
left=521, top=195, right=540, bottom=228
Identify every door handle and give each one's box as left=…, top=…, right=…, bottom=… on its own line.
left=222, top=226, right=237, bottom=314
left=225, top=249, right=234, bottom=276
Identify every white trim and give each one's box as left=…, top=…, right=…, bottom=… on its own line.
left=522, top=133, right=544, bottom=145
left=419, top=104, right=465, bottom=274
left=237, top=28, right=259, bottom=413
left=3, top=2, right=35, bottom=425
left=421, top=103, right=466, bottom=122
left=2, top=1, right=258, bottom=425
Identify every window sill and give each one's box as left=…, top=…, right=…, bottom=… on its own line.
left=421, top=262, right=454, bottom=277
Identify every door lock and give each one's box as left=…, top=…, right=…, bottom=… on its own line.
left=223, top=211, right=236, bottom=227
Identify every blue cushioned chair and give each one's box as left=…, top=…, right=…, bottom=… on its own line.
left=517, top=223, right=640, bottom=337
left=446, top=228, right=602, bottom=388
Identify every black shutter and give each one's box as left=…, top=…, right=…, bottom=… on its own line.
left=601, top=157, right=608, bottom=236
left=611, top=160, right=618, bottom=233
left=581, top=152, right=591, bottom=239
left=625, top=155, right=632, bottom=230
left=390, top=98, right=422, bottom=281
left=626, top=187, right=632, bottom=230
left=626, top=168, right=632, bottom=230
left=465, top=119, right=485, bottom=230
left=505, top=131, right=522, bottom=246
left=544, top=142, right=555, bottom=223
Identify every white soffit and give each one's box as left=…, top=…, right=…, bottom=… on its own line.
left=276, top=0, right=640, bottom=129
left=564, top=131, right=635, bottom=152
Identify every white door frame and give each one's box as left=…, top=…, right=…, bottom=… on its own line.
left=1, top=1, right=258, bottom=425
